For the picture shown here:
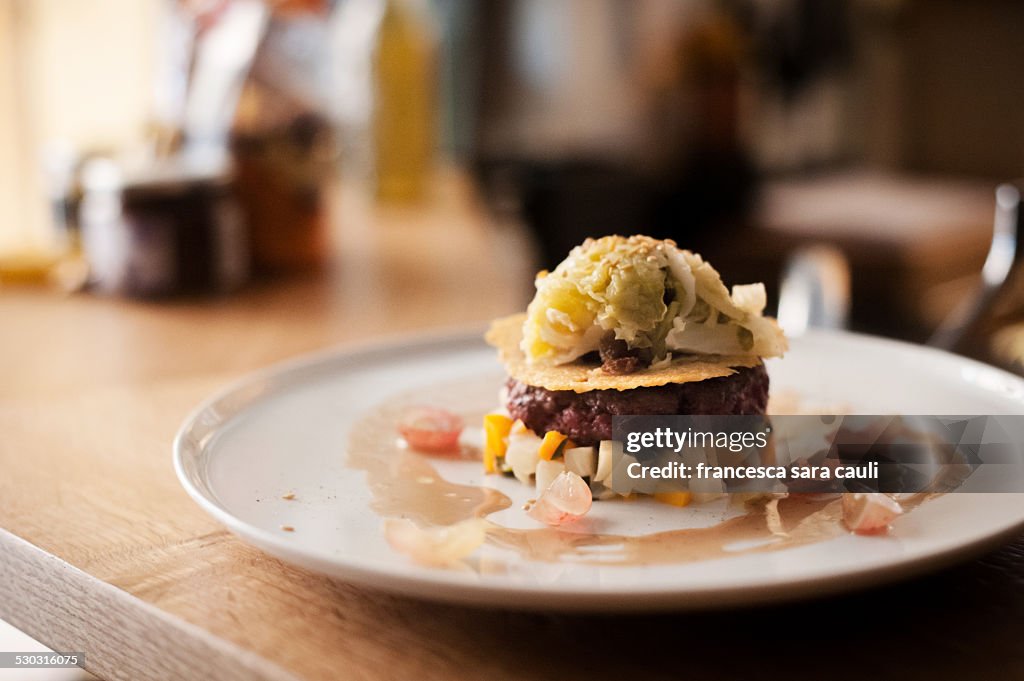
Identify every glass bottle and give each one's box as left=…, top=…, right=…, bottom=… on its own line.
left=230, top=0, right=336, bottom=273
left=372, top=0, right=437, bottom=203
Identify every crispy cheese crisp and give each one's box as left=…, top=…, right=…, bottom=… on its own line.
left=486, top=314, right=761, bottom=393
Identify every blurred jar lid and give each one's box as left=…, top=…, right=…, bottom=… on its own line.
left=82, top=149, right=234, bottom=198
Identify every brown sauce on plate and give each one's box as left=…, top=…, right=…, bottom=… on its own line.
left=347, top=376, right=931, bottom=568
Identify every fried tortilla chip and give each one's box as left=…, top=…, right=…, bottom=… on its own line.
left=486, top=314, right=762, bottom=393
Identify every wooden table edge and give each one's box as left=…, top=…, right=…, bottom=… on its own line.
left=0, top=529, right=301, bottom=681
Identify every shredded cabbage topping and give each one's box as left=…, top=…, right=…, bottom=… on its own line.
left=522, top=235, right=787, bottom=365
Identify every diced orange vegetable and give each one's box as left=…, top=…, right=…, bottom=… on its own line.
left=483, top=413, right=513, bottom=474
left=538, top=431, right=570, bottom=461
left=483, top=446, right=498, bottom=474
left=654, top=491, right=693, bottom=508
left=484, top=413, right=513, bottom=438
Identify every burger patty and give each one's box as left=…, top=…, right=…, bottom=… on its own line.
left=504, top=364, right=769, bottom=446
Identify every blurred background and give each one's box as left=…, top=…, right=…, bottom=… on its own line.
left=2, top=0, right=1024, bottom=367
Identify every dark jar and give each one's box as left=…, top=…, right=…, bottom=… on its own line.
left=80, top=155, right=249, bottom=298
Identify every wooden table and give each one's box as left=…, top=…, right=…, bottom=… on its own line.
left=2, top=175, right=1023, bottom=681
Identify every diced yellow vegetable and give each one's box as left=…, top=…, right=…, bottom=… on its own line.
left=510, top=419, right=529, bottom=435
left=483, top=413, right=513, bottom=474
left=484, top=413, right=513, bottom=439
left=483, top=447, right=497, bottom=474
left=654, top=491, right=693, bottom=507
left=538, top=431, right=570, bottom=461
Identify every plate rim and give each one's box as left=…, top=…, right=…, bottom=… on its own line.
left=172, top=327, right=1024, bottom=611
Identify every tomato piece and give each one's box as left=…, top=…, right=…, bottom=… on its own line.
left=397, top=406, right=465, bottom=453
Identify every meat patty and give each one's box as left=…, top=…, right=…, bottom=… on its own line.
left=504, top=364, right=769, bottom=446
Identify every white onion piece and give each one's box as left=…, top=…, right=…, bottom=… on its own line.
left=535, top=459, right=566, bottom=493
left=528, top=471, right=593, bottom=526
left=842, top=493, right=903, bottom=535
left=384, top=518, right=488, bottom=565
left=595, top=440, right=617, bottom=483
left=564, top=446, right=596, bottom=478
left=505, top=432, right=543, bottom=484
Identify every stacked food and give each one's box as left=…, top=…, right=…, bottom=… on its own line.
left=482, top=235, right=788, bottom=523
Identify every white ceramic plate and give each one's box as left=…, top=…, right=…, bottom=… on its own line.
left=174, top=329, right=1024, bottom=611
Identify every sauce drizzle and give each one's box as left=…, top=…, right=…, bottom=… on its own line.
left=347, top=376, right=930, bottom=568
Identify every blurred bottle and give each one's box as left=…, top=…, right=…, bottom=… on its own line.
left=0, top=144, right=84, bottom=289
left=372, top=0, right=437, bottom=203
left=646, top=12, right=756, bottom=241
left=230, top=0, right=336, bottom=273
left=939, top=182, right=1024, bottom=376
left=460, top=1, right=757, bottom=268
left=0, top=206, right=59, bottom=286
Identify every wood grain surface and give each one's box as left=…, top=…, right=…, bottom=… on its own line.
left=1, top=174, right=1023, bottom=681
